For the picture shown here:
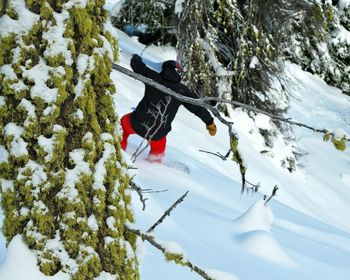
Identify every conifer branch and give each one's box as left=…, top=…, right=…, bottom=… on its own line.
left=147, top=191, right=189, bottom=233
left=125, top=226, right=215, bottom=280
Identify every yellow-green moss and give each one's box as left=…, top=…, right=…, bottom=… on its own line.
left=72, top=255, right=101, bottom=280
left=323, top=131, right=331, bottom=142
left=165, top=252, right=186, bottom=266
left=0, top=33, right=17, bottom=65
left=332, top=136, right=347, bottom=151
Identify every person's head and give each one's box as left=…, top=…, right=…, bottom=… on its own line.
left=161, top=60, right=184, bottom=82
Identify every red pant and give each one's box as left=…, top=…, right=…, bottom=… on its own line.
left=120, top=113, right=166, bottom=156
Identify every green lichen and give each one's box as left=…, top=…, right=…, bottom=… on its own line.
left=0, top=33, right=17, bottom=65
left=165, top=252, right=186, bottom=266
left=332, top=136, right=347, bottom=151
left=323, top=131, right=331, bottom=142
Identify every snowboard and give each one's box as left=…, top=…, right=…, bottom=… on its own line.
left=164, top=160, right=190, bottom=175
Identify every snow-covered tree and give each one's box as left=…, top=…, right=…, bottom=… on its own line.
left=111, top=0, right=176, bottom=44
left=177, top=0, right=287, bottom=115
left=286, top=1, right=350, bottom=95
left=0, top=0, right=139, bottom=278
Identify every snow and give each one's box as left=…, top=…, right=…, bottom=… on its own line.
left=175, top=0, right=186, bottom=15
left=0, top=179, right=14, bottom=193
left=56, top=149, right=91, bottom=202
left=38, top=135, right=55, bottom=161
left=22, top=59, right=59, bottom=104
left=1, top=11, right=350, bottom=280
left=106, top=216, right=118, bottom=231
left=0, top=146, right=9, bottom=164
left=159, top=239, right=186, bottom=258
left=249, top=56, right=260, bottom=69
left=63, top=0, right=89, bottom=9
left=93, top=142, right=116, bottom=191
left=338, top=25, right=350, bottom=44
left=0, top=235, right=70, bottom=280
left=4, top=123, right=28, bottom=158
left=0, top=96, right=5, bottom=108
left=19, top=99, right=36, bottom=122
left=0, top=0, right=39, bottom=36
left=339, top=0, right=350, bottom=9
left=43, top=10, right=73, bottom=66
left=106, top=31, right=350, bottom=280
left=17, top=161, right=47, bottom=192
left=0, top=65, right=17, bottom=80
left=88, top=215, right=99, bottom=231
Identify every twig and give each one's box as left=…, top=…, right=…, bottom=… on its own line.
left=246, top=180, right=260, bottom=195
left=198, top=149, right=229, bottom=160
left=131, top=98, right=171, bottom=162
left=141, top=188, right=168, bottom=194
left=147, top=191, right=189, bottom=233
left=129, top=179, right=148, bottom=211
left=264, top=185, right=279, bottom=205
left=125, top=226, right=215, bottom=280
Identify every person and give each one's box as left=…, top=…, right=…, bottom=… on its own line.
left=120, top=54, right=217, bottom=162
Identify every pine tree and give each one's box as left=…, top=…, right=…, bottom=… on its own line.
left=177, top=0, right=287, bottom=115
left=111, top=0, right=175, bottom=44
left=0, top=0, right=139, bottom=278
left=286, top=1, right=350, bottom=95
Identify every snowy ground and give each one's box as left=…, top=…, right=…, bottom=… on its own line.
left=1, top=27, right=350, bottom=280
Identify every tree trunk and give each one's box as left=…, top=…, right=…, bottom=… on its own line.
left=0, top=1, right=139, bottom=279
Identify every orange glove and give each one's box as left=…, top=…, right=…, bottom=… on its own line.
left=206, top=123, right=217, bottom=136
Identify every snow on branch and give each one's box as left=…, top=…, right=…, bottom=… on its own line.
left=112, top=63, right=349, bottom=194
left=111, top=63, right=350, bottom=144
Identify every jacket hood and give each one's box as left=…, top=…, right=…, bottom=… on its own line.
left=161, top=68, right=182, bottom=83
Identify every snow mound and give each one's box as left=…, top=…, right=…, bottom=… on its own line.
left=206, top=269, right=240, bottom=280
left=234, top=199, right=273, bottom=232
left=0, top=235, right=69, bottom=280
left=234, top=200, right=296, bottom=267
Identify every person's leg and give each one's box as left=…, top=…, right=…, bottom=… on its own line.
left=120, top=113, right=136, bottom=150
left=148, top=137, right=166, bottom=162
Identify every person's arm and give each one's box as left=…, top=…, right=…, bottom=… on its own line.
left=130, top=54, right=160, bottom=82
left=181, top=87, right=217, bottom=136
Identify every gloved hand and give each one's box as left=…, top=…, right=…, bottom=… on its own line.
left=206, top=123, right=217, bottom=136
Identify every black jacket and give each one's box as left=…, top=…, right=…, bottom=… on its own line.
left=129, top=55, right=214, bottom=140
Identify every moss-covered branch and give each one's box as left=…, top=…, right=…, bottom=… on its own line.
left=125, top=226, right=215, bottom=280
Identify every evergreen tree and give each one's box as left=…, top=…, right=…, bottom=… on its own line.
left=0, top=0, right=139, bottom=279
left=286, top=1, right=350, bottom=95
left=111, top=0, right=176, bottom=44
left=177, top=0, right=287, bottom=115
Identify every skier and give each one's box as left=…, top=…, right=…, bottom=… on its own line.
left=120, top=54, right=217, bottom=162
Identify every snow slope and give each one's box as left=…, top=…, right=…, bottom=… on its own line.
left=1, top=27, right=350, bottom=280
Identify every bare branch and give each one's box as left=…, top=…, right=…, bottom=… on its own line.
left=141, top=188, right=168, bottom=194
left=129, top=179, right=148, bottom=211
left=112, top=63, right=350, bottom=143
left=147, top=191, right=189, bottom=233
left=125, top=226, right=215, bottom=280
left=131, top=97, right=171, bottom=162
left=113, top=63, right=247, bottom=189
left=264, top=185, right=279, bottom=205
left=198, top=149, right=230, bottom=160
left=246, top=180, right=260, bottom=195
